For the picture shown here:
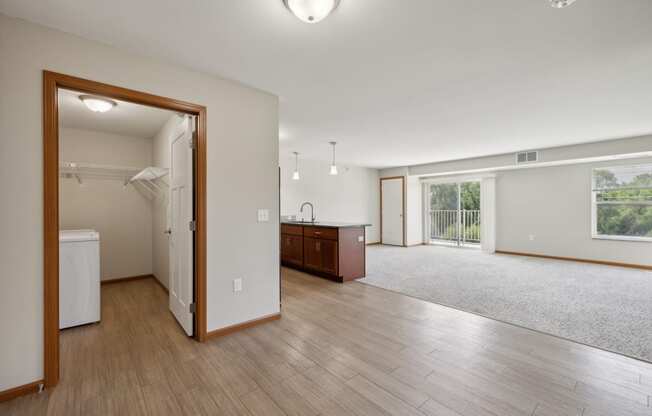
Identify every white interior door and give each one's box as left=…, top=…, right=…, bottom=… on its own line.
left=381, top=178, right=404, bottom=246
left=169, top=116, right=194, bottom=336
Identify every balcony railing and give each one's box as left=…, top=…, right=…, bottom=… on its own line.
left=430, top=209, right=480, bottom=243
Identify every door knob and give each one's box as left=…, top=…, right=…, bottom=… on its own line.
left=164, top=229, right=172, bottom=235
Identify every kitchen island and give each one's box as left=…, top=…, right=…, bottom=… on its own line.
left=281, top=221, right=370, bottom=282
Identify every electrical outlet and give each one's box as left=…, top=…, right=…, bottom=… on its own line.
left=233, top=278, right=242, bottom=292
left=357, top=235, right=364, bottom=242
left=257, top=209, right=269, bottom=222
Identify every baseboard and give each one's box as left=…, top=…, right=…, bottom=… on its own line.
left=0, top=380, right=43, bottom=403
left=495, top=250, right=652, bottom=271
left=206, top=313, right=281, bottom=340
left=151, top=274, right=169, bottom=294
left=101, top=274, right=154, bottom=285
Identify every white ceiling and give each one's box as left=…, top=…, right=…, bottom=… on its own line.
left=58, top=88, right=173, bottom=138
left=3, top=0, right=652, bottom=168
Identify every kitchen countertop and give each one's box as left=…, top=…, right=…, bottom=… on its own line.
left=281, top=221, right=371, bottom=229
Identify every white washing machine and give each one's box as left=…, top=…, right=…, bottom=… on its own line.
left=59, top=230, right=101, bottom=329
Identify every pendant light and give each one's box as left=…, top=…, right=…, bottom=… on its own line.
left=79, top=95, right=117, bottom=113
left=549, top=0, right=576, bottom=8
left=329, top=141, right=338, bottom=175
left=292, top=152, right=301, bottom=180
left=283, top=0, right=340, bottom=24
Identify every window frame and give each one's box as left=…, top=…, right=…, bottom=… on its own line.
left=591, top=164, right=652, bottom=243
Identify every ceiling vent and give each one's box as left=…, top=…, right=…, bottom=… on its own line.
left=516, top=151, right=539, bottom=164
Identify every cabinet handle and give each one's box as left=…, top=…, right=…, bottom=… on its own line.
left=316, top=242, right=320, bottom=252
left=314, top=231, right=321, bottom=235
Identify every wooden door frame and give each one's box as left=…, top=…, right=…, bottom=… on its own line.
left=379, top=176, right=406, bottom=247
left=43, top=71, right=208, bottom=388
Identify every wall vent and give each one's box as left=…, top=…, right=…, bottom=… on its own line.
left=516, top=151, right=538, bottom=164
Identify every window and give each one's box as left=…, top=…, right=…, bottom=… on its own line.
left=592, top=164, right=652, bottom=241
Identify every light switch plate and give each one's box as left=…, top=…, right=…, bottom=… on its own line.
left=357, top=235, right=364, bottom=242
left=233, top=278, right=242, bottom=292
left=257, top=209, right=269, bottom=222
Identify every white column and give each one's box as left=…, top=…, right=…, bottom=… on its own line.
left=480, top=176, right=496, bottom=253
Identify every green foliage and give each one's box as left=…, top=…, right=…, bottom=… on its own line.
left=464, top=223, right=481, bottom=241
left=595, top=170, right=652, bottom=238
left=430, top=182, right=481, bottom=242
left=430, top=183, right=458, bottom=210
left=430, top=182, right=480, bottom=210
left=461, top=182, right=480, bottom=210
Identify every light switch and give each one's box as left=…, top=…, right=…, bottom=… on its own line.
left=257, top=209, right=269, bottom=222
left=233, top=278, right=242, bottom=292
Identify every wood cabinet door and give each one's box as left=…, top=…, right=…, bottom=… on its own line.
left=303, top=237, right=322, bottom=270
left=320, top=239, right=338, bottom=275
left=281, top=234, right=303, bottom=266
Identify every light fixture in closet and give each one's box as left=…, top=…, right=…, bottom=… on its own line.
left=549, top=0, right=577, bottom=8
left=283, top=0, right=340, bottom=23
left=292, top=152, right=301, bottom=180
left=79, top=95, right=117, bottom=113
left=328, top=141, right=338, bottom=175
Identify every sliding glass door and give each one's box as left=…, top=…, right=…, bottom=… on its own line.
left=428, top=181, right=481, bottom=246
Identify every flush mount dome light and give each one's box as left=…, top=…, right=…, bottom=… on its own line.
left=79, top=95, right=117, bottom=113
left=550, top=0, right=577, bottom=8
left=283, top=0, right=340, bottom=23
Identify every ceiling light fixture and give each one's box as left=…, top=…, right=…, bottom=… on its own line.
left=79, top=95, right=117, bottom=113
left=292, top=152, right=301, bottom=180
left=283, top=0, right=340, bottom=24
left=329, top=141, right=338, bottom=175
left=549, top=0, right=577, bottom=8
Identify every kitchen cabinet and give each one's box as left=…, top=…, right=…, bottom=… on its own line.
left=281, top=234, right=303, bottom=266
left=303, top=237, right=338, bottom=274
left=281, top=222, right=369, bottom=282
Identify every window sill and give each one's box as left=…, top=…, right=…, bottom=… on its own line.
left=592, top=234, right=652, bottom=243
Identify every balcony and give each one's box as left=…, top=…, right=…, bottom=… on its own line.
left=429, top=209, right=480, bottom=246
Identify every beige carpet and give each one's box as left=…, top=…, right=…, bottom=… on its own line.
left=361, top=244, right=652, bottom=362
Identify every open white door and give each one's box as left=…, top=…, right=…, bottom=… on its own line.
left=381, top=177, right=404, bottom=246
left=169, top=115, right=194, bottom=336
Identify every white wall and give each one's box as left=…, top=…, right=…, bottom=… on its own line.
left=496, top=158, right=652, bottom=266
left=409, top=134, right=652, bottom=177
left=0, top=14, right=279, bottom=392
left=151, top=115, right=185, bottom=289
left=383, top=136, right=652, bottom=265
left=405, top=176, right=423, bottom=246
left=59, top=128, right=153, bottom=281
left=280, top=155, right=380, bottom=243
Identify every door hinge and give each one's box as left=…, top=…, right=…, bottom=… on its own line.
left=189, top=220, right=196, bottom=231
left=189, top=303, right=196, bottom=314
left=189, top=133, right=196, bottom=149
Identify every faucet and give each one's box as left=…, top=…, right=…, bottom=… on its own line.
left=300, top=202, right=315, bottom=223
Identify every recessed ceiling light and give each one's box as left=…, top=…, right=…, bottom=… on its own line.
left=550, top=0, right=577, bottom=8
left=79, top=95, right=117, bottom=113
left=283, top=0, right=340, bottom=24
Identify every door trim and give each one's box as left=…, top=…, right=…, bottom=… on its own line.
left=43, top=71, right=207, bottom=389
left=380, top=176, right=406, bottom=247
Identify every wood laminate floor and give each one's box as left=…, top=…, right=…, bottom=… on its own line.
left=3, top=269, right=652, bottom=415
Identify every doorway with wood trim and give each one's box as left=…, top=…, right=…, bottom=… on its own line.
left=42, top=71, right=207, bottom=389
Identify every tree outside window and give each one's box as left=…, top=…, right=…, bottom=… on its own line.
left=593, top=165, right=652, bottom=240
